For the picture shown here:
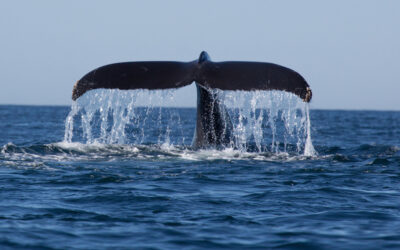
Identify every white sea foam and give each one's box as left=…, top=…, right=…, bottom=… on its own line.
left=1, top=141, right=319, bottom=168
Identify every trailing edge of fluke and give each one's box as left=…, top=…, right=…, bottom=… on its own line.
left=72, top=51, right=312, bottom=102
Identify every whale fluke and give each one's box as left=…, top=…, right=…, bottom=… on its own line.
left=72, top=51, right=312, bottom=102
left=72, top=61, right=196, bottom=101
left=197, top=61, right=312, bottom=102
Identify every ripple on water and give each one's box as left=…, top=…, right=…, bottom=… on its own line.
left=1, top=106, right=400, bottom=249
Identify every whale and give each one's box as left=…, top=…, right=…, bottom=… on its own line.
left=72, top=51, right=312, bottom=148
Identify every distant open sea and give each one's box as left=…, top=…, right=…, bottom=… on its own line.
left=1, top=104, right=400, bottom=249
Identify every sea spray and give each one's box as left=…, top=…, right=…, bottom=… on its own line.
left=63, top=89, right=184, bottom=145
left=64, top=101, right=79, bottom=142
left=63, top=89, right=317, bottom=156
left=221, top=90, right=315, bottom=155
left=304, top=104, right=317, bottom=156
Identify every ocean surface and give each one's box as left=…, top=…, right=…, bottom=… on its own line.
left=1, top=93, right=400, bottom=249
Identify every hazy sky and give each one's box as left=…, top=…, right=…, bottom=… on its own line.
left=1, top=0, right=399, bottom=110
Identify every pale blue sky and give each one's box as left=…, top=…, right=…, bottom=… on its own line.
left=0, top=0, right=399, bottom=110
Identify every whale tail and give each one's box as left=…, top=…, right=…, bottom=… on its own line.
left=72, top=51, right=312, bottom=148
left=72, top=51, right=312, bottom=102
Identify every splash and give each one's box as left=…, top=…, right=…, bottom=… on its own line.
left=221, top=90, right=316, bottom=156
left=304, top=105, right=317, bottom=156
left=64, top=89, right=316, bottom=156
left=64, top=89, right=183, bottom=145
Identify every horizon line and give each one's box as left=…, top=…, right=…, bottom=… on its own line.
left=0, top=103, right=399, bottom=112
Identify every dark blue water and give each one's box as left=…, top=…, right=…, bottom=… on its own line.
left=1, top=104, right=400, bottom=249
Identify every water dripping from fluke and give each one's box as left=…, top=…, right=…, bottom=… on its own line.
left=63, top=89, right=317, bottom=157
left=304, top=104, right=317, bottom=157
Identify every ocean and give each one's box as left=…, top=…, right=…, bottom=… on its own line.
left=1, top=90, right=400, bottom=249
